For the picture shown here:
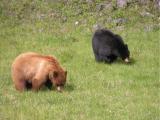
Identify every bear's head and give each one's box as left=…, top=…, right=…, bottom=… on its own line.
left=49, top=70, right=67, bottom=92
left=120, top=44, right=130, bottom=63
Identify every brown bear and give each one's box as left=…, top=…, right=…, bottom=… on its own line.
left=11, top=52, right=67, bottom=92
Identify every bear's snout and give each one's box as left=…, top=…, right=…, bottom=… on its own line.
left=124, top=58, right=130, bottom=63
left=57, top=86, right=63, bottom=92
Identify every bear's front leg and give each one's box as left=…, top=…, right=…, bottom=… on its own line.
left=105, top=56, right=113, bottom=63
left=99, top=55, right=112, bottom=63
left=44, top=79, right=53, bottom=90
left=32, top=78, right=44, bottom=91
left=107, top=55, right=117, bottom=63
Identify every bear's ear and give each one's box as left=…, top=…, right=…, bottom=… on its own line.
left=49, top=71, right=58, bottom=79
left=125, top=44, right=128, bottom=48
left=53, top=71, right=58, bottom=78
left=115, top=34, right=122, bottom=40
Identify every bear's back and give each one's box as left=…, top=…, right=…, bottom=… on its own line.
left=12, top=52, right=45, bottom=70
left=12, top=52, right=60, bottom=80
left=14, top=52, right=62, bottom=69
left=92, top=29, right=124, bottom=48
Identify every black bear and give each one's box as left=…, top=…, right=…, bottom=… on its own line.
left=92, top=29, right=130, bottom=63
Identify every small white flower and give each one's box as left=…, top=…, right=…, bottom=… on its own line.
left=75, top=21, right=79, bottom=25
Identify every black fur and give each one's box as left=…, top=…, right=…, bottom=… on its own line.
left=45, top=79, right=53, bottom=90
left=92, top=29, right=130, bottom=63
left=25, top=81, right=32, bottom=90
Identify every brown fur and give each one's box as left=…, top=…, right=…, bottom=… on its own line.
left=11, top=52, right=67, bottom=92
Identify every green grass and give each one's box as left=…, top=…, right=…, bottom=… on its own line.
left=0, top=1, right=159, bottom=120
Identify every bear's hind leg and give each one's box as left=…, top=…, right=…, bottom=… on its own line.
left=98, top=48, right=113, bottom=63
left=94, top=53, right=103, bottom=62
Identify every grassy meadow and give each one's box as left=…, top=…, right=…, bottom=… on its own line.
left=0, top=1, right=159, bottom=120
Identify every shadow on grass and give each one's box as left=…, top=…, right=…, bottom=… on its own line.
left=26, top=83, right=75, bottom=93
left=65, top=84, right=75, bottom=92
left=114, top=57, right=136, bottom=65
left=95, top=57, right=136, bottom=65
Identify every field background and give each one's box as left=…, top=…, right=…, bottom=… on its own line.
left=0, top=0, right=159, bottom=120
